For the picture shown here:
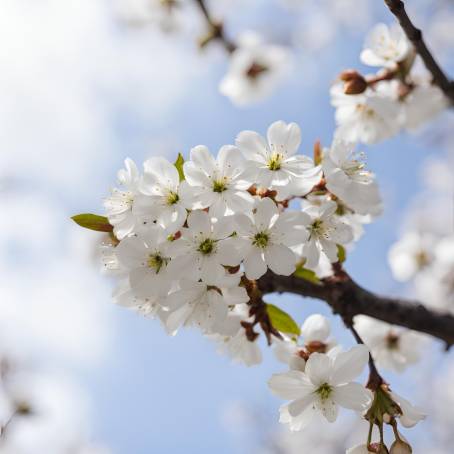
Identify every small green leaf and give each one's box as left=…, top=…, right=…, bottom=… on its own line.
left=337, top=244, right=346, bottom=263
left=294, top=265, right=321, bottom=284
left=71, top=213, right=113, bottom=233
left=266, top=304, right=300, bottom=336
left=174, top=153, right=185, bottom=181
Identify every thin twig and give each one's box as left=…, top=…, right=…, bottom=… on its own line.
left=384, top=0, right=454, bottom=104
left=193, top=0, right=236, bottom=52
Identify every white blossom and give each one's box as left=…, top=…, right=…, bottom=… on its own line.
left=388, top=231, right=435, bottom=282
left=136, top=156, right=192, bottom=233
left=331, top=81, right=401, bottom=145
left=360, top=23, right=412, bottom=69
left=268, top=345, right=372, bottom=431
left=211, top=305, right=262, bottom=366
left=323, top=141, right=382, bottom=216
left=165, top=277, right=249, bottom=334
left=167, top=210, right=240, bottom=285
left=354, top=315, right=422, bottom=373
left=301, top=200, right=354, bottom=269
left=183, top=144, right=254, bottom=219
left=402, top=83, right=448, bottom=131
left=389, top=391, right=425, bottom=428
left=103, top=158, right=140, bottom=239
left=234, top=197, right=308, bottom=279
left=236, top=121, right=321, bottom=200
left=219, top=32, right=291, bottom=106
left=115, top=229, right=172, bottom=298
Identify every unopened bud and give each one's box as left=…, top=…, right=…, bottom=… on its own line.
left=390, top=440, right=412, bottom=454
left=339, top=69, right=367, bottom=94
left=339, top=69, right=361, bottom=81
left=369, top=443, right=389, bottom=454
left=344, top=77, right=367, bottom=94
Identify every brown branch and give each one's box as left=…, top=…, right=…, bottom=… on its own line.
left=384, top=0, right=454, bottom=104
left=193, top=0, right=236, bottom=53
left=257, top=270, right=454, bottom=348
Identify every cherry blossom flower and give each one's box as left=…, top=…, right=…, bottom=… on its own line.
left=323, top=141, right=382, bottom=216
left=402, top=83, right=448, bottom=131
left=389, top=390, right=425, bottom=428
left=301, top=200, right=354, bottom=269
left=331, top=81, right=401, bottom=145
left=354, top=316, right=422, bottom=373
left=388, top=231, right=435, bottom=282
left=136, top=156, right=192, bottom=233
left=210, top=305, right=262, bottom=366
left=115, top=229, right=172, bottom=298
left=103, top=158, right=141, bottom=239
left=234, top=197, right=309, bottom=279
left=164, top=277, right=249, bottom=334
left=268, top=345, right=372, bottom=431
left=182, top=144, right=254, bottom=219
left=360, top=23, right=412, bottom=69
left=219, top=32, right=291, bottom=106
left=235, top=121, right=321, bottom=200
left=167, top=210, right=240, bottom=285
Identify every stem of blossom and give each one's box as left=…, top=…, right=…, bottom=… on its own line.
left=383, top=0, right=454, bottom=104
left=193, top=0, right=236, bottom=53
left=349, top=324, right=384, bottom=390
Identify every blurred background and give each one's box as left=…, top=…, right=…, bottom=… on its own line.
left=0, top=0, right=453, bottom=452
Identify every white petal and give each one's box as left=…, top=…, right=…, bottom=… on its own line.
left=268, top=371, right=314, bottom=400
left=287, top=393, right=317, bottom=418
left=304, top=352, right=331, bottom=386
left=331, top=345, right=369, bottom=386
left=244, top=248, right=267, bottom=279
left=254, top=197, right=279, bottom=230
left=333, top=383, right=372, bottom=411
left=267, top=121, right=301, bottom=156
left=264, top=243, right=296, bottom=276
left=187, top=210, right=211, bottom=236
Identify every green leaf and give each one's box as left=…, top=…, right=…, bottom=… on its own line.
left=294, top=265, right=321, bottom=284
left=266, top=304, right=300, bottom=336
left=337, top=244, right=346, bottom=263
left=174, top=153, right=185, bottom=181
left=71, top=213, right=113, bottom=233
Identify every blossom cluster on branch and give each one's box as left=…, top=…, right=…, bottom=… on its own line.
left=71, top=1, right=454, bottom=452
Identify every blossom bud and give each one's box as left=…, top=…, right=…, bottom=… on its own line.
left=390, top=440, right=412, bottom=454
left=369, top=443, right=389, bottom=454
left=344, top=77, right=368, bottom=95
left=339, top=69, right=367, bottom=94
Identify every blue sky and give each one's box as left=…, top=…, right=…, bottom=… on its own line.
left=2, top=0, right=453, bottom=452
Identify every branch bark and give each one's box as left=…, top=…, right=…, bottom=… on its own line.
left=384, top=0, right=454, bottom=104
left=257, top=270, right=454, bottom=348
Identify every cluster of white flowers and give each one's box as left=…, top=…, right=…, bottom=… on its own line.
left=101, top=120, right=382, bottom=366
left=332, top=23, right=449, bottom=144
left=267, top=314, right=425, bottom=452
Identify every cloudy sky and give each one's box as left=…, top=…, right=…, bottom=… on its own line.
left=1, top=0, right=453, bottom=453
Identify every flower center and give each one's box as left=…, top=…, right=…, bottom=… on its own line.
left=166, top=191, right=179, bottom=205
left=246, top=62, right=268, bottom=80
left=212, top=180, right=227, bottom=193
left=316, top=383, right=333, bottom=401
left=386, top=332, right=400, bottom=350
left=268, top=153, right=282, bottom=171
left=253, top=231, right=269, bottom=248
left=198, top=238, right=215, bottom=255
left=147, top=253, right=164, bottom=272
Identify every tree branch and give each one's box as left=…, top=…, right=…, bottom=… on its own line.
left=193, top=0, right=236, bottom=52
left=257, top=270, right=454, bottom=348
left=384, top=0, right=454, bottom=104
